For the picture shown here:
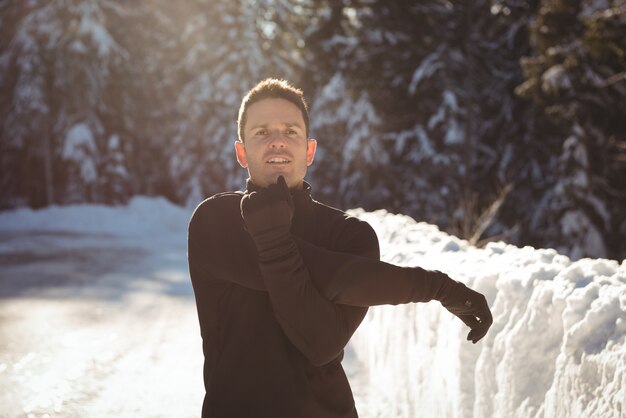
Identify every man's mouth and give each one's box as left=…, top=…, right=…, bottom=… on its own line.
left=266, top=157, right=291, bottom=164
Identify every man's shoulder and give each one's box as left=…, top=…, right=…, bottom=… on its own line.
left=312, top=199, right=371, bottom=228
left=189, top=191, right=244, bottom=226
left=311, top=199, right=379, bottom=259
left=198, top=191, right=243, bottom=210
left=311, top=200, right=378, bottom=246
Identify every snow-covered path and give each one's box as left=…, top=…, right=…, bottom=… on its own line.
left=0, top=230, right=204, bottom=418
left=0, top=202, right=381, bottom=418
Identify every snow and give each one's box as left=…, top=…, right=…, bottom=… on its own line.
left=408, top=46, right=445, bottom=95
left=541, top=64, right=572, bottom=95
left=76, top=3, right=120, bottom=58
left=0, top=198, right=624, bottom=418
left=63, top=123, right=98, bottom=183
left=559, top=210, right=607, bottom=259
left=349, top=208, right=625, bottom=418
left=0, top=196, right=186, bottom=246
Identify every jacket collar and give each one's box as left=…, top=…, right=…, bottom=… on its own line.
left=244, top=178, right=316, bottom=228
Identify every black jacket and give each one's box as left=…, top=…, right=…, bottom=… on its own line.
left=188, top=180, right=454, bottom=417
left=188, top=180, right=380, bottom=418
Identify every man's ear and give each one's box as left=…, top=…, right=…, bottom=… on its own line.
left=306, top=139, right=317, bottom=166
left=234, top=140, right=248, bottom=168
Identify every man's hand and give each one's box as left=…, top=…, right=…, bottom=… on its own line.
left=437, top=278, right=493, bottom=344
left=240, top=175, right=294, bottom=238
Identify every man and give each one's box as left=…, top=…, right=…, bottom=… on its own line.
left=188, top=78, right=492, bottom=418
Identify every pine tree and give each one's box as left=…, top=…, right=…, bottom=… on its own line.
left=0, top=0, right=137, bottom=206
left=515, top=0, right=626, bottom=259
left=99, top=134, right=129, bottom=204
left=308, top=73, right=389, bottom=208
left=305, top=0, right=535, bottom=236
left=301, top=1, right=466, bottom=219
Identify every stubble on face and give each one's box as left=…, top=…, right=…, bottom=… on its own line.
left=237, top=98, right=315, bottom=189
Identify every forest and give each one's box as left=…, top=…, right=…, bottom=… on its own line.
left=1, top=0, right=625, bottom=260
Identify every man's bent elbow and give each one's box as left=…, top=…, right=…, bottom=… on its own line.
left=300, top=340, right=345, bottom=367
left=306, top=349, right=342, bottom=367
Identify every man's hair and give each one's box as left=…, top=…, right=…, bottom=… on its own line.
left=237, top=78, right=310, bottom=142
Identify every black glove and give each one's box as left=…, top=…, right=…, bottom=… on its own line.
left=240, top=175, right=294, bottom=259
left=436, top=277, right=493, bottom=344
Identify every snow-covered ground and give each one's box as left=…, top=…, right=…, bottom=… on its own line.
left=0, top=197, right=624, bottom=418
left=0, top=197, right=203, bottom=418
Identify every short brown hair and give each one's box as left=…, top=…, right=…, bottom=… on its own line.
left=237, top=78, right=309, bottom=142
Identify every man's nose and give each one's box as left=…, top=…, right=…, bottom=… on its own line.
left=268, top=131, right=287, bottom=148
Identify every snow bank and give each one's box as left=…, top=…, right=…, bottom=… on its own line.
left=349, top=208, right=625, bottom=418
left=0, top=196, right=189, bottom=247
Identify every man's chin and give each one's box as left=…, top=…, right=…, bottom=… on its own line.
left=254, top=174, right=301, bottom=189
left=271, top=175, right=297, bottom=188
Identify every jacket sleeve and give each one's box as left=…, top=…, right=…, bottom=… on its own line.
left=293, top=235, right=450, bottom=306
left=254, top=218, right=380, bottom=366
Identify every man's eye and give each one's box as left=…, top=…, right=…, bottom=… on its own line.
left=285, top=129, right=297, bottom=135
left=255, top=130, right=268, bottom=136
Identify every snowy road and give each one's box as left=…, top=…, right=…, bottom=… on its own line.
left=0, top=230, right=376, bottom=418
left=0, top=231, right=204, bottom=418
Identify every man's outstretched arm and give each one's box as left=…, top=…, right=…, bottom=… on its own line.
left=241, top=177, right=492, bottom=345
left=292, top=236, right=492, bottom=343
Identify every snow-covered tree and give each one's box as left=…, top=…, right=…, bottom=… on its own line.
left=308, top=73, right=389, bottom=208
left=1, top=0, right=624, bottom=261
left=61, top=122, right=99, bottom=202
left=515, top=0, right=626, bottom=259
left=1, top=1, right=57, bottom=208
left=99, top=134, right=129, bottom=204
left=318, top=0, right=534, bottom=234
left=0, top=0, right=135, bottom=206
left=530, top=126, right=610, bottom=258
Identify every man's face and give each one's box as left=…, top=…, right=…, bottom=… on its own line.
left=235, top=98, right=316, bottom=189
